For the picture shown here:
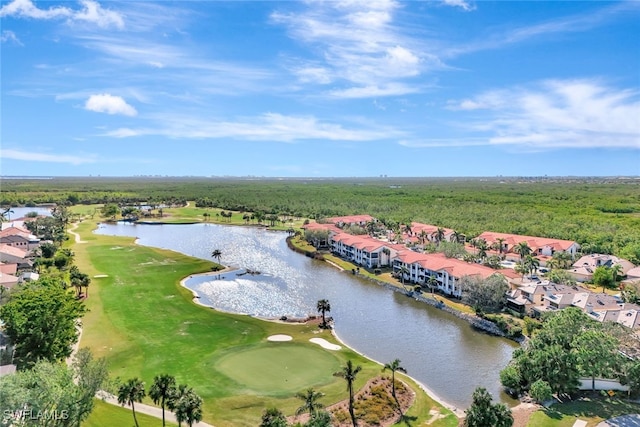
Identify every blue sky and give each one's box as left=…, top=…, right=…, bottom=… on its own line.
left=1, top=0, right=639, bottom=177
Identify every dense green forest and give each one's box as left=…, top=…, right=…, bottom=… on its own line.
left=2, top=177, right=639, bottom=262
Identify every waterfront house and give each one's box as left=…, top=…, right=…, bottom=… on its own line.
left=393, top=251, right=498, bottom=298
left=330, top=233, right=397, bottom=268
left=476, top=231, right=580, bottom=262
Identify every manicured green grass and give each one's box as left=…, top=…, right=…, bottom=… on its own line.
left=70, top=219, right=455, bottom=427
left=527, top=398, right=640, bottom=427
left=215, top=343, right=341, bottom=396
left=83, top=399, right=178, bottom=427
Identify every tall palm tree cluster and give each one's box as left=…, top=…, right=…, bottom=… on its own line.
left=117, top=374, right=203, bottom=427
left=261, top=358, right=410, bottom=427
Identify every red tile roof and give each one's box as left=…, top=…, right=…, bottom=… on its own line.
left=0, top=244, right=28, bottom=258
left=332, top=233, right=387, bottom=252
left=477, top=231, right=577, bottom=252
left=0, top=226, right=32, bottom=238
left=302, top=222, right=342, bottom=234
left=410, top=222, right=454, bottom=236
left=397, top=251, right=499, bottom=280
left=326, top=215, right=374, bottom=225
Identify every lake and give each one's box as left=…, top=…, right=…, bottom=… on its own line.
left=95, top=222, right=518, bottom=408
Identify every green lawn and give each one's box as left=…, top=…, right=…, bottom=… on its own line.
left=527, top=398, right=640, bottom=427
left=83, top=399, right=178, bottom=427
left=215, top=343, right=341, bottom=396
left=70, top=219, right=456, bottom=427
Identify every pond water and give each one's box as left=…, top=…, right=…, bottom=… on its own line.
left=95, top=222, right=518, bottom=408
left=3, top=206, right=52, bottom=220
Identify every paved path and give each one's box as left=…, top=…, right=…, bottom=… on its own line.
left=67, top=222, right=86, bottom=243
left=98, top=391, right=214, bottom=427
left=597, top=414, right=640, bottom=427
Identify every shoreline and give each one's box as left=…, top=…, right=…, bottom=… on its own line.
left=178, top=269, right=463, bottom=419
left=331, top=327, right=465, bottom=418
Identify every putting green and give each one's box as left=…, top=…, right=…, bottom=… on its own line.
left=215, top=343, right=340, bottom=395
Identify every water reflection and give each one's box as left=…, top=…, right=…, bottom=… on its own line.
left=95, top=222, right=517, bottom=408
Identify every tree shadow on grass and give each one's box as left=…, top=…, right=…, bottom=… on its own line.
left=548, top=397, right=640, bottom=422
left=396, top=414, right=418, bottom=426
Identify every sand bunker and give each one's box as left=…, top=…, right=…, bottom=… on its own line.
left=267, top=334, right=293, bottom=342
left=309, top=338, right=341, bottom=351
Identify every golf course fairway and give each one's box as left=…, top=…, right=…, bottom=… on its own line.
left=67, top=216, right=456, bottom=427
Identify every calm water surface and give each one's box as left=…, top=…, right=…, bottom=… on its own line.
left=95, top=222, right=518, bottom=408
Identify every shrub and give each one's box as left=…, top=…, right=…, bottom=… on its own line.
left=529, top=379, right=552, bottom=403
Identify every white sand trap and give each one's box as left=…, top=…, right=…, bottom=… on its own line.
left=267, top=334, right=292, bottom=342
left=94, top=274, right=108, bottom=278
left=309, top=338, right=341, bottom=351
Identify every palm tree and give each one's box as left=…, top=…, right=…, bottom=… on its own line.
left=0, top=207, right=14, bottom=223
left=551, top=251, right=572, bottom=269
left=254, top=211, right=265, bottom=224
left=495, top=238, right=506, bottom=255
left=397, top=265, right=410, bottom=287
left=177, top=389, right=203, bottom=427
left=80, top=274, right=91, bottom=298
left=295, top=388, right=325, bottom=417
left=317, top=299, right=331, bottom=329
left=426, top=274, right=439, bottom=295
left=452, top=230, right=464, bottom=244
left=382, top=247, right=391, bottom=266
left=168, top=384, right=189, bottom=427
left=211, top=249, right=222, bottom=263
left=476, top=239, right=488, bottom=262
left=418, top=230, right=428, bottom=246
left=524, top=254, right=540, bottom=278
left=611, top=264, right=623, bottom=284
left=365, top=220, right=377, bottom=236
left=149, top=374, right=176, bottom=427
left=514, top=241, right=532, bottom=260
left=117, top=378, right=146, bottom=427
left=334, top=360, right=362, bottom=427
left=260, top=407, right=288, bottom=427
left=433, top=227, right=445, bottom=245
left=515, top=262, right=527, bottom=281
left=383, top=359, right=407, bottom=404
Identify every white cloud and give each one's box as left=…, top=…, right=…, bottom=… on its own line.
left=103, top=113, right=405, bottom=142
left=1, top=148, right=95, bottom=165
left=449, top=80, right=640, bottom=149
left=293, top=65, right=333, bottom=84
left=0, top=30, right=22, bottom=45
left=447, top=2, right=638, bottom=57
left=0, top=0, right=70, bottom=19
left=330, top=83, right=419, bottom=99
left=0, top=0, right=124, bottom=29
left=73, top=0, right=124, bottom=29
left=85, top=94, right=137, bottom=116
left=398, top=138, right=487, bottom=148
left=442, top=0, right=475, bottom=12
left=272, top=1, right=435, bottom=98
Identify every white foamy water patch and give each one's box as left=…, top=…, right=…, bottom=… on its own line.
left=195, top=276, right=311, bottom=318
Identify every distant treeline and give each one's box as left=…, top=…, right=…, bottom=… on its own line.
left=2, top=177, right=639, bottom=263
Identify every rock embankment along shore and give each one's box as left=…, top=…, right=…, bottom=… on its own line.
left=286, top=237, right=523, bottom=343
